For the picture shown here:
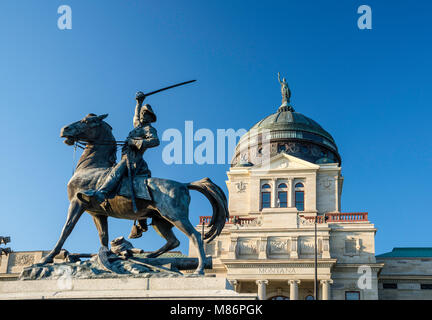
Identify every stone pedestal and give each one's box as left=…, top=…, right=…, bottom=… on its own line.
left=0, top=277, right=257, bottom=300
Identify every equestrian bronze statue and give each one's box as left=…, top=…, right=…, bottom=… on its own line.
left=39, top=87, right=228, bottom=275
left=79, top=91, right=159, bottom=238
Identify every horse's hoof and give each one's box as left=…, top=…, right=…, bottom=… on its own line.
left=98, top=247, right=112, bottom=269
left=39, top=256, right=54, bottom=265
left=193, top=270, right=205, bottom=276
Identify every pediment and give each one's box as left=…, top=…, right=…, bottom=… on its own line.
left=252, top=153, right=320, bottom=171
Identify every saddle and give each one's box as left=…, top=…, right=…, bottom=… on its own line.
left=117, top=175, right=152, bottom=201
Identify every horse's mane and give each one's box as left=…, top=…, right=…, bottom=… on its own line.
left=76, top=120, right=117, bottom=170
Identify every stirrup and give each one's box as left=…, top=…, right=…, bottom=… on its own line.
left=77, top=190, right=96, bottom=204
left=137, top=220, right=148, bottom=232
left=77, top=190, right=106, bottom=205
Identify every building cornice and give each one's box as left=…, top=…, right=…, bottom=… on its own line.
left=221, top=258, right=337, bottom=269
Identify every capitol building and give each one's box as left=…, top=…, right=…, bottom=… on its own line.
left=189, top=84, right=432, bottom=300
left=1, top=81, right=432, bottom=300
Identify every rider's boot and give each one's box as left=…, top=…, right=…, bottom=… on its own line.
left=128, top=220, right=143, bottom=239
left=128, top=219, right=148, bottom=239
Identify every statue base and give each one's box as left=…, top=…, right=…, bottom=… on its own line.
left=0, top=277, right=256, bottom=300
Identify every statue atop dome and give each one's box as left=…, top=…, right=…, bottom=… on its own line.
left=278, top=72, right=291, bottom=106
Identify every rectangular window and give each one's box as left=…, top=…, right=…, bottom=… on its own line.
left=383, top=283, right=397, bottom=289
left=295, top=191, right=304, bottom=211
left=261, top=192, right=271, bottom=209
left=345, top=291, right=360, bottom=300
left=421, top=284, right=432, bottom=290
left=345, top=239, right=357, bottom=255
left=278, top=191, right=287, bottom=208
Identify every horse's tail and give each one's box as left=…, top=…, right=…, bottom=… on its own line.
left=187, top=177, right=229, bottom=243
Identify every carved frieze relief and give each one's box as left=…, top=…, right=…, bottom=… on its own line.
left=268, top=238, right=290, bottom=255
left=235, top=181, right=247, bottom=193
left=237, top=238, right=259, bottom=256
left=11, top=254, right=35, bottom=266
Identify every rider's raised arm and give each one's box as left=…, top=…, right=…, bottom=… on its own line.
left=133, top=92, right=145, bottom=128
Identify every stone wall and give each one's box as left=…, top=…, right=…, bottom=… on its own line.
left=377, top=257, right=432, bottom=300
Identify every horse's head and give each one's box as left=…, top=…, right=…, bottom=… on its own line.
left=60, top=113, right=110, bottom=145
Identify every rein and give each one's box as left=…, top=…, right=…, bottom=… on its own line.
left=75, top=139, right=126, bottom=149
left=69, top=136, right=147, bottom=172
left=74, top=136, right=148, bottom=149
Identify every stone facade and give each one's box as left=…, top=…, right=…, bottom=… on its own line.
left=190, top=153, right=384, bottom=300
left=189, top=150, right=432, bottom=300
left=376, top=249, right=432, bottom=300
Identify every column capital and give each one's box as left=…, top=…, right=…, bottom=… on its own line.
left=288, top=279, right=301, bottom=285
left=256, top=279, right=269, bottom=285
left=228, top=279, right=238, bottom=286
left=320, top=279, right=333, bottom=285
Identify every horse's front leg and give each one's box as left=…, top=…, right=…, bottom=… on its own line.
left=39, top=199, right=85, bottom=264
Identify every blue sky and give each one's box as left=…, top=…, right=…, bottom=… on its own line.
left=0, top=0, right=431, bottom=256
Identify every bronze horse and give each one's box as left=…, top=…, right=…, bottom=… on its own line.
left=39, top=114, right=228, bottom=274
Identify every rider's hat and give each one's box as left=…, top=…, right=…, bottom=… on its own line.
left=140, top=104, right=157, bottom=123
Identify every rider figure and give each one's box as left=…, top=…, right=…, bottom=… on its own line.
left=79, top=91, right=160, bottom=238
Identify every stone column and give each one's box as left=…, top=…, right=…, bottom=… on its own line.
left=288, top=280, right=301, bottom=300
left=320, top=280, right=333, bottom=300
left=287, top=178, right=293, bottom=207
left=228, top=279, right=239, bottom=292
left=256, top=280, right=269, bottom=300
left=271, top=178, right=277, bottom=208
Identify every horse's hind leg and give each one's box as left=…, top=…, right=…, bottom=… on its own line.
left=92, top=214, right=113, bottom=268
left=92, top=215, right=109, bottom=248
left=168, top=217, right=206, bottom=275
left=146, top=217, right=180, bottom=258
left=39, top=200, right=85, bottom=264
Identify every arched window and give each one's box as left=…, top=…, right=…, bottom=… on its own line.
left=270, top=296, right=290, bottom=300
left=305, top=295, right=314, bottom=300
left=295, top=182, right=305, bottom=211
left=277, top=183, right=288, bottom=208
left=261, top=184, right=271, bottom=209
